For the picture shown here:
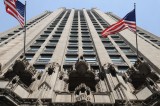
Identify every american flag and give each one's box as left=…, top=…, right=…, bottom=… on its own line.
left=4, top=0, right=25, bottom=27
left=101, top=9, right=136, bottom=37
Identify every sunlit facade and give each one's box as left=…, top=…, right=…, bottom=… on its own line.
left=0, top=8, right=160, bottom=106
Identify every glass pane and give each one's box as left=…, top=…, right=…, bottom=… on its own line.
left=110, top=56, right=125, bottom=63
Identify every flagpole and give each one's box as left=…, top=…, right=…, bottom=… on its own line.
left=134, top=3, right=139, bottom=60
left=24, top=1, right=26, bottom=56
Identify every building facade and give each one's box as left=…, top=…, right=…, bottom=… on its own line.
left=0, top=8, right=160, bottom=106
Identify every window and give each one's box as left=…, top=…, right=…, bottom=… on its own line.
left=71, top=28, right=78, bottom=31
left=57, top=28, right=64, bottom=30
left=81, top=28, right=88, bottom=31
left=115, top=41, right=127, bottom=46
left=139, top=32, right=145, bottom=35
left=68, top=46, right=78, bottom=50
left=103, top=41, right=113, bottom=46
left=65, top=55, right=78, bottom=63
left=155, top=41, right=160, bottom=46
left=44, top=30, right=51, bottom=34
left=118, top=66, right=129, bottom=73
left=44, top=46, right=55, bottom=52
left=70, top=37, right=78, bottom=40
left=101, top=38, right=110, bottom=41
left=37, top=54, right=52, bottom=63
left=67, top=46, right=78, bottom=53
left=47, top=27, right=54, bottom=31
left=49, top=40, right=58, bottom=43
left=83, top=42, right=92, bottom=46
left=82, top=37, right=91, bottom=41
left=69, top=41, right=78, bottom=46
left=55, top=31, right=62, bottom=34
left=83, top=48, right=95, bottom=54
left=106, top=47, right=118, bottom=53
left=71, top=32, right=78, bottom=35
left=83, top=47, right=94, bottom=52
left=127, top=55, right=137, bottom=64
left=82, top=36, right=90, bottom=39
left=82, top=42, right=92, bottom=45
left=111, top=36, right=122, bottom=41
left=120, top=47, right=133, bottom=53
left=34, top=64, right=45, bottom=72
left=84, top=55, right=97, bottom=63
left=81, top=32, right=89, bottom=35
left=50, top=37, right=60, bottom=40
left=47, top=40, right=58, bottom=46
left=110, top=55, right=125, bottom=64
left=34, top=40, right=45, bottom=45
left=28, top=46, right=40, bottom=52
left=25, top=53, right=34, bottom=61
left=111, top=35, right=119, bottom=38
left=53, top=34, right=61, bottom=37
left=40, top=34, right=49, bottom=38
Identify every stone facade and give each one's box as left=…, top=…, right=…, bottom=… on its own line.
left=0, top=8, right=160, bottom=106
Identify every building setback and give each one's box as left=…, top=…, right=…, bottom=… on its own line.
left=0, top=8, right=160, bottom=106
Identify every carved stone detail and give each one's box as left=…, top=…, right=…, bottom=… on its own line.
left=62, top=56, right=101, bottom=92
left=63, top=83, right=68, bottom=92
left=74, top=83, right=92, bottom=106
left=47, top=62, right=59, bottom=75
left=63, top=70, right=69, bottom=82
left=3, top=55, right=37, bottom=87
left=7, top=75, right=19, bottom=90
left=96, top=83, right=101, bottom=92
left=125, top=58, right=160, bottom=91
left=103, top=63, right=117, bottom=76
left=75, top=56, right=89, bottom=75
left=36, top=98, right=43, bottom=106
left=37, top=71, right=43, bottom=80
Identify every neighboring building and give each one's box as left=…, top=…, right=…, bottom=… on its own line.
left=0, top=8, right=160, bottom=106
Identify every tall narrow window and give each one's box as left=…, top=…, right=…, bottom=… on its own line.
left=25, top=53, right=34, bottom=61
left=34, top=64, right=45, bottom=72
left=65, top=55, right=78, bottom=63
left=27, top=46, right=40, bottom=52
left=110, top=55, right=125, bottom=64
left=127, top=55, right=137, bottom=64
left=84, top=55, right=97, bottom=64
left=36, top=54, right=52, bottom=63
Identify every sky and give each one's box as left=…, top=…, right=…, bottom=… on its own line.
left=0, top=0, right=160, bottom=36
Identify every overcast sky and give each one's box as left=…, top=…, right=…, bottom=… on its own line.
left=0, top=0, right=160, bottom=36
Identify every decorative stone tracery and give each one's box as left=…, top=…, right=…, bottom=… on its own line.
left=74, top=83, right=92, bottom=106
left=125, top=58, right=160, bottom=91
left=3, top=55, right=37, bottom=87
left=47, top=62, right=60, bottom=75
left=61, top=56, right=101, bottom=92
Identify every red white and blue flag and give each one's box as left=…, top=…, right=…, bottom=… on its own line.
left=101, top=9, right=136, bottom=37
left=4, top=0, right=25, bottom=27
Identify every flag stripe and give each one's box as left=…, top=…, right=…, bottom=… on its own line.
left=7, top=8, right=24, bottom=26
left=4, top=0, right=24, bottom=27
left=5, top=0, right=18, bottom=16
left=6, top=7, right=24, bottom=26
left=102, top=9, right=136, bottom=37
left=5, top=0, right=16, bottom=8
left=102, top=24, right=127, bottom=37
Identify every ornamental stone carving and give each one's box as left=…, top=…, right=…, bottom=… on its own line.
left=126, top=57, right=159, bottom=90
left=62, top=56, right=101, bottom=92
left=103, top=63, right=117, bottom=76
left=75, top=56, right=89, bottom=74
left=3, top=55, right=37, bottom=87
left=47, top=62, right=59, bottom=75
left=74, top=83, right=92, bottom=106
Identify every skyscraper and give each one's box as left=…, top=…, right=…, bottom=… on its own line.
left=0, top=8, right=160, bottom=106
